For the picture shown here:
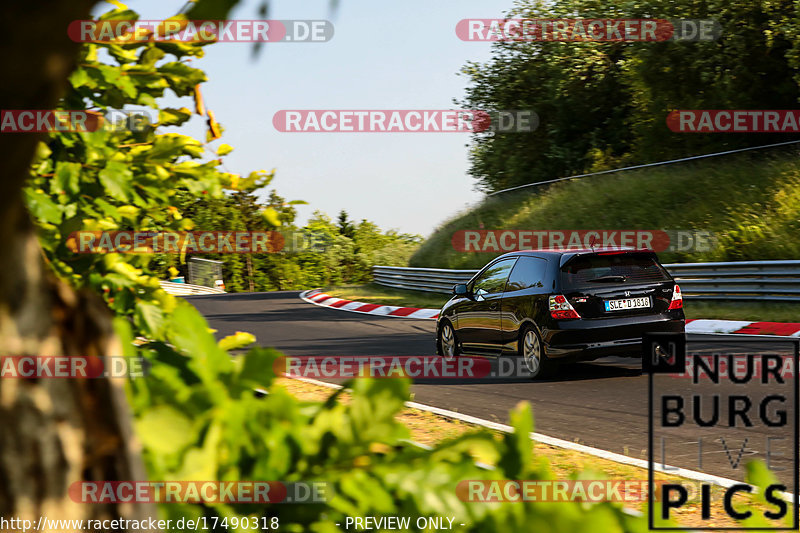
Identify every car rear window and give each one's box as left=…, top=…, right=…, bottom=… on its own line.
left=560, top=253, right=671, bottom=289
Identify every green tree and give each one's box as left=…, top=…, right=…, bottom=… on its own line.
left=462, top=0, right=800, bottom=193
left=337, top=209, right=356, bottom=238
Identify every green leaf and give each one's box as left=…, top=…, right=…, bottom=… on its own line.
left=69, top=68, right=90, bottom=89
left=117, top=76, right=138, bottom=98
left=94, top=197, right=121, bottom=219
left=148, top=134, right=198, bottom=162
left=166, top=303, right=232, bottom=379
left=235, top=347, right=279, bottom=390
left=216, top=143, right=234, bottom=156
left=138, top=46, right=166, bottom=68
left=174, top=446, right=218, bottom=480
left=136, top=92, right=158, bottom=107
left=159, top=62, right=207, bottom=95
left=98, top=161, right=133, bottom=201
left=34, top=141, right=52, bottom=162
left=117, top=205, right=140, bottom=218
left=54, top=162, right=81, bottom=196
left=262, top=207, right=281, bottom=227
left=745, top=460, right=783, bottom=505
left=135, top=406, right=195, bottom=454
left=498, top=402, right=533, bottom=478
left=182, top=144, right=204, bottom=158
left=108, top=45, right=140, bottom=65
left=218, top=331, right=256, bottom=351
left=159, top=107, right=193, bottom=127
left=97, top=8, right=139, bottom=21
left=24, top=189, right=62, bottom=224
left=135, top=301, right=166, bottom=337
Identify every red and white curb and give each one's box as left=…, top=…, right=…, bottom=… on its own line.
left=300, top=289, right=439, bottom=319
left=685, top=319, right=800, bottom=336
left=300, top=290, right=800, bottom=335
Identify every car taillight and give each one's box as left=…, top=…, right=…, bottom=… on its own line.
left=667, top=284, right=683, bottom=309
left=549, top=295, right=581, bottom=319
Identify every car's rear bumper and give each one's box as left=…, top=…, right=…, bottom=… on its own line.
left=543, top=313, right=685, bottom=361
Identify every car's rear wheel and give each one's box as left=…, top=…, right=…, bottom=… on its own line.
left=438, top=321, right=459, bottom=361
left=520, top=325, right=550, bottom=379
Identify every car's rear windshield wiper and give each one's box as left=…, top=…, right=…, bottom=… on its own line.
left=586, top=275, right=627, bottom=283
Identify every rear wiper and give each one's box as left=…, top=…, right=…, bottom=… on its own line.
left=587, top=275, right=627, bottom=283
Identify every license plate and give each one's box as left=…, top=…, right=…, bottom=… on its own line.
left=604, top=297, right=650, bottom=311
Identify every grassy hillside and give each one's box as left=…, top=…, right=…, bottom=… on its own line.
left=411, top=150, right=800, bottom=269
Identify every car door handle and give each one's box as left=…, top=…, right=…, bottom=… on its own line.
left=489, top=303, right=499, bottom=310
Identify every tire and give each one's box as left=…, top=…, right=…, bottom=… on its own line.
left=519, top=324, right=550, bottom=379
left=438, top=320, right=460, bottom=361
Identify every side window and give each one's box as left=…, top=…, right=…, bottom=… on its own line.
left=507, top=256, right=549, bottom=291
left=472, top=258, right=517, bottom=297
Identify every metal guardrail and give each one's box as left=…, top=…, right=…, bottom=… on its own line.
left=373, top=260, right=800, bottom=302
left=160, top=281, right=226, bottom=296
left=188, top=257, right=224, bottom=288
left=373, top=266, right=478, bottom=294
left=663, top=260, right=800, bottom=302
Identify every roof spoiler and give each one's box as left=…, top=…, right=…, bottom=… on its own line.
left=559, top=248, right=656, bottom=268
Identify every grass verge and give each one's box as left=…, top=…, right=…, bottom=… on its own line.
left=409, top=150, right=800, bottom=270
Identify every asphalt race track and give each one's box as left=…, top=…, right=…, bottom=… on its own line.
left=188, top=291, right=798, bottom=487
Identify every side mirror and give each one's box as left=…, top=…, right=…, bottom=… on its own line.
left=453, top=283, right=469, bottom=297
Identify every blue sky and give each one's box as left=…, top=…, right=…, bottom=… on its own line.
left=100, top=0, right=514, bottom=235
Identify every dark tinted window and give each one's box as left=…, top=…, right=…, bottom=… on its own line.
left=507, top=256, right=548, bottom=291
left=560, top=253, right=671, bottom=289
left=472, top=258, right=517, bottom=296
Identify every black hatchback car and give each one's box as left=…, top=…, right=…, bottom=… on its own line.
left=435, top=249, right=685, bottom=378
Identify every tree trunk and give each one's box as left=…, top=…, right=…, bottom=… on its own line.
left=246, top=255, right=255, bottom=292
left=0, top=1, right=153, bottom=527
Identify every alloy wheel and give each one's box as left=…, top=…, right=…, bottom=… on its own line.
left=441, top=323, right=456, bottom=360
left=522, top=329, right=541, bottom=375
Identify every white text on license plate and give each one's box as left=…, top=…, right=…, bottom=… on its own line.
left=604, top=297, right=650, bottom=311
